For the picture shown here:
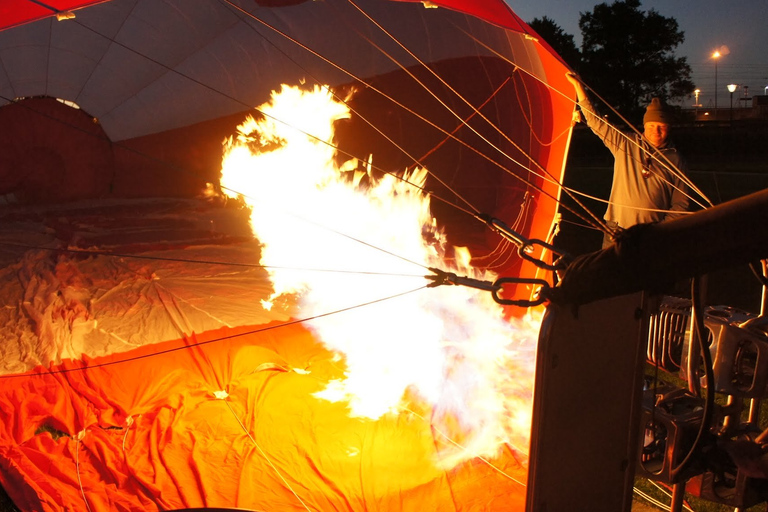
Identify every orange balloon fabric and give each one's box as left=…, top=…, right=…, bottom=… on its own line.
left=0, top=322, right=528, bottom=511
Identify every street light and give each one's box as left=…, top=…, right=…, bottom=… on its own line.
left=728, top=83, right=738, bottom=122
left=712, top=50, right=721, bottom=110
left=694, top=89, right=701, bottom=106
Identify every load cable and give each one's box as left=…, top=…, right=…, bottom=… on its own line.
left=7, top=0, right=594, bottom=314
left=0, top=285, right=430, bottom=378
left=402, top=406, right=527, bottom=488
left=460, top=27, right=708, bottom=225
left=4, top=12, right=592, bottom=290
left=223, top=0, right=611, bottom=236
left=449, top=26, right=623, bottom=235
left=223, top=400, right=313, bottom=512
left=46, top=16, right=481, bottom=220
left=11, top=2, right=607, bottom=259
left=572, top=76, right=713, bottom=212
left=342, top=0, right=613, bottom=237
left=346, top=0, right=560, bottom=198
left=0, top=240, right=430, bottom=278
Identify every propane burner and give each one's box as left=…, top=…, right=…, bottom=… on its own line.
left=642, top=296, right=768, bottom=507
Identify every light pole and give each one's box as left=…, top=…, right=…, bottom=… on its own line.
left=694, top=89, right=701, bottom=120
left=728, top=83, right=737, bottom=122
left=712, top=50, right=721, bottom=111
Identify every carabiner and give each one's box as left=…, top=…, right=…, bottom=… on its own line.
left=491, top=277, right=550, bottom=307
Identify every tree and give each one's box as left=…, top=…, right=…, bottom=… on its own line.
left=578, top=0, right=694, bottom=122
left=528, top=16, right=582, bottom=72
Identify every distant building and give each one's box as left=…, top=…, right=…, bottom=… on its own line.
left=687, top=96, right=768, bottom=123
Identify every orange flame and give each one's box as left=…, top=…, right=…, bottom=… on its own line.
left=220, top=84, right=540, bottom=468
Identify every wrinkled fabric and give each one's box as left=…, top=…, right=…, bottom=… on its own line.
left=0, top=198, right=529, bottom=511
left=0, top=323, right=528, bottom=511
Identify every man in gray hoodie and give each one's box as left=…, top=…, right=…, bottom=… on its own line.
left=566, top=73, right=691, bottom=247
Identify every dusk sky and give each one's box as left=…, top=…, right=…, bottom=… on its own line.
left=509, top=0, right=768, bottom=108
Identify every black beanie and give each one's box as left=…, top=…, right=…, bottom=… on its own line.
left=643, top=98, right=673, bottom=124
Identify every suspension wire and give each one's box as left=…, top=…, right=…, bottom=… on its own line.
left=335, top=8, right=577, bottom=246
left=65, top=15, right=477, bottom=223
left=457, top=25, right=708, bottom=225
left=449, top=25, right=616, bottom=235
left=226, top=0, right=517, bottom=220
left=349, top=0, right=570, bottom=185
left=245, top=0, right=617, bottom=241
left=0, top=285, right=430, bottom=379
left=74, top=433, right=94, bottom=512
left=416, top=75, right=512, bottom=163
left=573, top=78, right=713, bottom=211
left=0, top=92, right=439, bottom=274
left=234, top=0, right=578, bottom=228
left=557, top=217, right=603, bottom=231
left=223, top=1, right=605, bottom=235
left=345, top=0, right=551, bottom=185
left=8, top=2, right=592, bottom=278
left=7, top=10, right=552, bottom=271
left=559, top=184, right=696, bottom=216
left=219, top=0, right=479, bottom=216
left=223, top=395, right=313, bottom=511
left=510, top=66, right=573, bottom=149
left=402, top=407, right=527, bottom=487
left=0, top=240, right=429, bottom=278
left=344, top=0, right=594, bottom=233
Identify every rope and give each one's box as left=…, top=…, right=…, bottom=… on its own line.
left=74, top=431, right=94, bottom=512
left=574, top=80, right=712, bottom=211
left=223, top=399, right=313, bottom=511
left=416, top=75, right=513, bottom=163
left=448, top=24, right=615, bottom=235
left=347, top=0, right=551, bottom=186
left=456, top=25, right=705, bottom=232
left=55, top=12, right=479, bottom=222
left=221, top=0, right=481, bottom=217
left=0, top=241, right=428, bottom=278
left=0, top=286, right=430, bottom=379
left=222, top=0, right=606, bottom=237
left=402, top=407, right=527, bottom=488
left=345, top=2, right=612, bottom=236
left=6, top=0, right=603, bottom=251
